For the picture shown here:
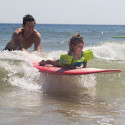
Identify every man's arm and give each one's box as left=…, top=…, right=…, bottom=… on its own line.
left=13, top=32, right=24, bottom=50
left=34, top=33, right=42, bottom=51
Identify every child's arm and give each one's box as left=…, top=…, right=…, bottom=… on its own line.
left=83, top=62, right=87, bottom=68
left=39, top=60, right=59, bottom=66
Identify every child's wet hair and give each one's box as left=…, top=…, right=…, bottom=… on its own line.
left=68, top=33, right=84, bottom=50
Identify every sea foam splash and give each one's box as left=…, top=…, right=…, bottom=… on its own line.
left=85, top=41, right=125, bottom=61
left=0, top=50, right=96, bottom=92
left=0, top=51, right=43, bottom=91
left=40, top=73, right=96, bottom=92
left=1, top=41, right=124, bottom=92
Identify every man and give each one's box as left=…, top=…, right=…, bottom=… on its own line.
left=3, top=14, right=42, bottom=51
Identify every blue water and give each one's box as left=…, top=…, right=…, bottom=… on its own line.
left=1, top=24, right=125, bottom=51
left=0, top=24, right=125, bottom=125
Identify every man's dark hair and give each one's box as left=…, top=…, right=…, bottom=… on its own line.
left=23, top=14, right=36, bottom=25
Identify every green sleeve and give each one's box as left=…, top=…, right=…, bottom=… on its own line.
left=84, top=49, right=94, bottom=62
left=59, top=54, right=73, bottom=66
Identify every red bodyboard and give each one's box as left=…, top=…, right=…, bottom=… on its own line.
left=33, top=63, right=121, bottom=75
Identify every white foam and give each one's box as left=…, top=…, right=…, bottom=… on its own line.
left=39, top=73, right=96, bottom=93
left=0, top=60, right=41, bottom=91
left=1, top=41, right=124, bottom=92
left=47, top=50, right=67, bottom=60
left=0, top=51, right=45, bottom=91
left=0, top=50, right=97, bottom=92
left=85, top=42, right=125, bottom=61
left=0, top=50, right=45, bottom=63
left=43, top=41, right=125, bottom=61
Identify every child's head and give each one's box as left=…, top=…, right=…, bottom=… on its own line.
left=68, top=33, right=84, bottom=52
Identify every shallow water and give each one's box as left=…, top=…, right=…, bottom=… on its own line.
left=0, top=50, right=124, bottom=125
left=0, top=24, right=125, bottom=125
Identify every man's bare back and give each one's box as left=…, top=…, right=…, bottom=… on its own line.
left=4, top=14, right=42, bottom=51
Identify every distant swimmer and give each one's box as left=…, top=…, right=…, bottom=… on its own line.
left=3, top=14, right=42, bottom=51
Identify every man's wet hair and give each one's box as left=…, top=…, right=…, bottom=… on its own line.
left=23, top=14, right=36, bottom=25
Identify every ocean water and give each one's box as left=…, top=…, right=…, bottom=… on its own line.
left=0, top=24, right=125, bottom=125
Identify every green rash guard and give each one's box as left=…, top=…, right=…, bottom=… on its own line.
left=59, top=49, right=94, bottom=67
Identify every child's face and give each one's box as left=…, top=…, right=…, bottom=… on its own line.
left=72, top=43, right=83, bottom=52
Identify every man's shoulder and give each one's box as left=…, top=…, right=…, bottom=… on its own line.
left=33, top=30, right=41, bottom=36
left=11, top=28, right=23, bottom=40
left=13, top=28, right=23, bottom=36
left=33, top=30, right=41, bottom=39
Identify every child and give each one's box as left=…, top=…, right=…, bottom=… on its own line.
left=39, top=33, right=94, bottom=69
